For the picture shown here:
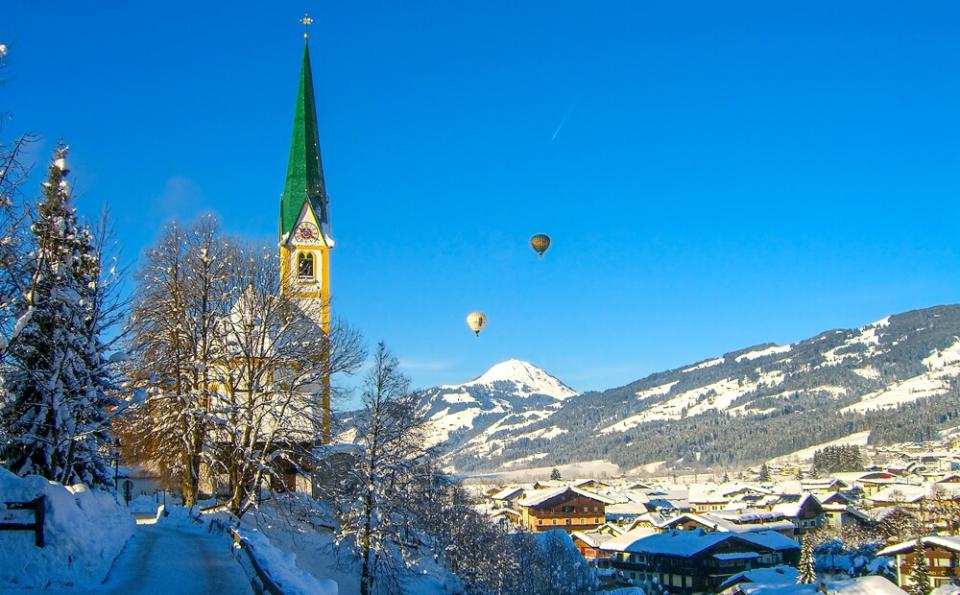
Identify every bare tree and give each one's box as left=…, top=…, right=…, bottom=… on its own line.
left=0, top=131, right=37, bottom=357
left=879, top=507, right=919, bottom=544
left=210, top=243, right=363, bottom=517
left=338, top=342, right=436, bottom=595
left=122, top=221, right=363, bottom=512
left=120, top=216, right=233, bottom=505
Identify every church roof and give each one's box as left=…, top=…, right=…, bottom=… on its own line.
left=280, top=43, right=328, bottom=237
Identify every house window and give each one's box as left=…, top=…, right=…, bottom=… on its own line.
left=297, top=252, right=315, bottom=280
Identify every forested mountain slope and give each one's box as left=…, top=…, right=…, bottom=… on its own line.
left=423, top=305, right=960, bottom=473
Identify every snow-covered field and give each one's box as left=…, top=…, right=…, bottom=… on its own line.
left=840, top=339, right=960, bottom=414
left=735, top=344, right=792, bottom=362
left=471, top=458, right=621, bottom=481
left=680, top=357, right=724, bottom=373
left=768, top=431, right=872, bottom=465
left=600, top=370, right=786, bottom=433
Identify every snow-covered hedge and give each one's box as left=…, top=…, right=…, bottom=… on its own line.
left=0, top=468, right=134, bottom=589
left=815, top=538, right=895, bottom=580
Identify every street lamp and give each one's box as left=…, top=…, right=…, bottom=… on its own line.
left=113, top=437, right=121, bottom=494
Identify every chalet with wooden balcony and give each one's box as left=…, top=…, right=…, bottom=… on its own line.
left=878, top=535, right=960, bottom=592
left=517, top=486, right=615, bottom=533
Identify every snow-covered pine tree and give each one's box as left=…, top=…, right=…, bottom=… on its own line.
left=908, top=538, right=931, bottom=595
left=0, top=145, right=118, bottom=486
left=550, top=467, right=561, bottom=481
left=798, top=537, right=817, bottom=584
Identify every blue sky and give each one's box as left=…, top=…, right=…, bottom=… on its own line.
left=4, top=2, right=960, bottom=402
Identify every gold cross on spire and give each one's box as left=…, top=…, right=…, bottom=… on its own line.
left=301, top=13, right=314, bottom=39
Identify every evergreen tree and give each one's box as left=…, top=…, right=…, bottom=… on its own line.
left=0, top=145, right=117, bottom=486
left=812, top=445, right=864, bottom=476
left=798, top=538, right=817, bottom=584
left=758, top=463, right=770, bottom=481
left=550, top=467, right=562, bottom=481
left=908, top=538, right=931, bottom=595
left=722, top=471, right=730, bottom=483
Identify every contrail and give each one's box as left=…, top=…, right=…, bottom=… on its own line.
left=551, top=94, right=582, bottom=142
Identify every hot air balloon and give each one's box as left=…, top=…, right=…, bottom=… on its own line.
left=530, top=233, right=551, bottom=258
left=466, top=311, right=487, bottom=336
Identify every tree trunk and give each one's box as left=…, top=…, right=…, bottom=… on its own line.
left=360, top=487, right=375, bottom=595
left=182, top=447, right=201, bottom=508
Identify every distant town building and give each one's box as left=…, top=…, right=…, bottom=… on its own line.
left=599, top=528, right=800, bottom=594
left=517, top=486, right=614, bottom=533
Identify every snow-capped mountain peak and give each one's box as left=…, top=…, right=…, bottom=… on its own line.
left=419, top=359, right=577, bottom=451
left=464, top=359, right=577, bottom=400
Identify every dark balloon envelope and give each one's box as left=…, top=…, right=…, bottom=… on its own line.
left=530, top=233, right=551, bottom=257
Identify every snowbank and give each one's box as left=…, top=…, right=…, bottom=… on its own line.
left=0, top=469, right=134, bottom=589
left=235, top=527, right=338, bottom=595
left=126, top=493, right=162, bottom=516
left=233, top=494, right=460, bottom=595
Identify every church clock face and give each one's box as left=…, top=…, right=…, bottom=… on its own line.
left=295, top=222, right=319, bottom=243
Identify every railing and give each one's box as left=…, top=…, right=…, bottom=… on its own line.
left=228, top=527, right=284, bottom=595
left=0, top=496, right=45, bottom=547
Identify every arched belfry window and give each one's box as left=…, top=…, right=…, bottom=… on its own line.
left=297, top=252, right=315, bottom=281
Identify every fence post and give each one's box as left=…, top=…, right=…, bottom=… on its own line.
left=33, top=496, right=44, bottom=548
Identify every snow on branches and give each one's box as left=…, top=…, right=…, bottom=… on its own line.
left=0, top=144, right=120, bottom=487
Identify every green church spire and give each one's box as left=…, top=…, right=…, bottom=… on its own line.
left=280, top=42, right=327, bottom=238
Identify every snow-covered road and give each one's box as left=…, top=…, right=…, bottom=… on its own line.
left=87, top=522, right=251, bottom=595
left=96, top=518, right=252, bottom=595
left=9, top=514, right=252, bottom=595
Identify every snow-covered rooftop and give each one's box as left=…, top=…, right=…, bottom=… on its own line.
left=733, top=575, right=905, bottom=594
left=518, top=485, right=616, bottom=507
left=718, top=565, right=798, bottom=590
left=489, top=486, right=525, bottom=501
left=878, top=534, right=960, bottom=557
left=600, top=528, right=798, bottom=556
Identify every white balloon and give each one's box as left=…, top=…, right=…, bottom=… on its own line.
left=466, top=311, right=487, bottom=336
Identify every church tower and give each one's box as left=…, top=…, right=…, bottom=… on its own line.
left=279, top=24, right=334, bottom=442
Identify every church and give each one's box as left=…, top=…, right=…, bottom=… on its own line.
left=278, top=23, right=335, bottom=445
left=197, top=26, right=348, bottom=503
